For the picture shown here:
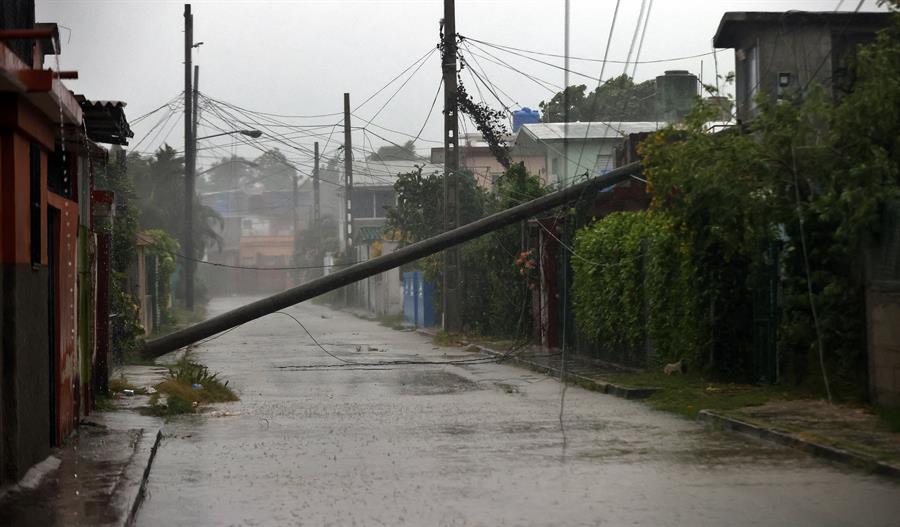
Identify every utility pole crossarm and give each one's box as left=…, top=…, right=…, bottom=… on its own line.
left=141, top=162, right=642, bottom=358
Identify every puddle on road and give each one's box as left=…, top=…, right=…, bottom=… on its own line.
left=396, top=370, right=481, bottom=395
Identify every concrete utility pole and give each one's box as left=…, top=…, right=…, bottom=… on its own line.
left=192, top=65, right=199, bottom=150
left=292, top=172, right=300, bottom=283
left=343, top=93, right=353, bottom=253
left=182, top=3, right=196, bottom=310
left=343, top=93, right=354, bottom=305
left=441, top=0, right=461, bottom=332
left=141, top=162, right=642, bottom=358
left=313, top=141, right=320, bottom=226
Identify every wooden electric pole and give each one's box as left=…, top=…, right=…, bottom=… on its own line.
left=183, top=3, right=196, bottom=310
left=441, top=0, right=461, bottom=332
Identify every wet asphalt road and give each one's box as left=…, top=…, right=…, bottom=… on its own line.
left=136, top=297, right=900, bottom=526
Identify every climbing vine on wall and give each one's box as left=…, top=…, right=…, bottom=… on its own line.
left=572, top=211, right=703, bottom=367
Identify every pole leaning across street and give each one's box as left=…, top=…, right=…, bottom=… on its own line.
left=142, top=162, right=641, bottom=357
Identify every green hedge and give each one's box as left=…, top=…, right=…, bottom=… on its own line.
left=572, top=211, right=703, bottom=366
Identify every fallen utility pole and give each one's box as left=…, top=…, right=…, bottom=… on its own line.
left=141, top=162, right=641, bottom=358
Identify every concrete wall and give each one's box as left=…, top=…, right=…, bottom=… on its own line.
left=1, top=263, right=50, bottom=485
left=733, top=25, right=832, bottom=122
left=544, top=139, right=617, bottom=188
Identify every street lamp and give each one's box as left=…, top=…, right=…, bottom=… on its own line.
left=196, top=129, right=263, bottom=141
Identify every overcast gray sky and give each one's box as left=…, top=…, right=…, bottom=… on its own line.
left=36, top=0, right=876, bottom=174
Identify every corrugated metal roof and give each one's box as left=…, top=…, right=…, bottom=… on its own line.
left=76, top=95, right=133, bottom=145
left=518, top=122, right=662, bottom=141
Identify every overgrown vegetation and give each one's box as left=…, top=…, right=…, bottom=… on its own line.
left=144, top=356, right=238, bottom=417
left=387, top=163, right=545, bottom=339
left=539, top=75, right=658, bottom=123
left=573, top=211, right=702, bottom=368
left=573, top=8, right=900, bottom=401
left=95, top=146, right=144, bottom=363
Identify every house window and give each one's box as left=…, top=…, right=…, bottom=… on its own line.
left=30, top=142, right=42, bottom=267
left=48, top=146, right=73, bottom=199
left=551, top=157, right=560, bottom=180
left=351, top=189, right=375, bottom=218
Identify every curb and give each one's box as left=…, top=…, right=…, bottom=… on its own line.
left=697, top=410, right=900, bottom=479
left=123, top=428, right=163, bottom=527
left=475, top=345, right=657, bottom=400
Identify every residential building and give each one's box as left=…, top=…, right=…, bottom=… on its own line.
left=0, top=5, right=132, bottom=485
left=335, top=158, right=442, bottom=316
left=514, top=121, right=662, bottom=188
left=713, top=11, right=892, bottom=123
left=431, top=132, right=547, bottom=188
left=201, top=187, right=314, bottom=295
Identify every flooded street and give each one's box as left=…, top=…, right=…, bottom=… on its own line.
left=136, top=297, right=900, bottom=526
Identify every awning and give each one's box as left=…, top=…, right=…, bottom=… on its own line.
left=76, top=97, right=134, bottom=145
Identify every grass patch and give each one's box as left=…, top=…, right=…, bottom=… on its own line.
left=432, top=330, right=464, bottom=347
left=605, top=371, right=810, bottom=419
left=377, top=313, right=406, bottom=330
left=142, top=357, right=238, bottom=417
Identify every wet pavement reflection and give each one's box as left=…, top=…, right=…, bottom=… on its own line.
left=135, top=297, right=900, bottom=526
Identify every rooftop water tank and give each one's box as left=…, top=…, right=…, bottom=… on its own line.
left=512, top=107, right=541, bottom=132
left=656, top=70, right=699, bottom=123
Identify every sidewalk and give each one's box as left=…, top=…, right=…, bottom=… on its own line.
left=699, top=400, right=900, bottom=478
left=0, top=365, right=166, bottom=527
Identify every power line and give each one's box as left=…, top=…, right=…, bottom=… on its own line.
left=353, top=47, right=437, bottom=112
left=630, top=0, right=655, bottom=78
left=462, top=33, right=723, bottom=66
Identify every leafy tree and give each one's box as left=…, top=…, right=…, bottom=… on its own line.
left=95, top=145, right=142, bottom=360
left=253, top=148, right=296, bottom=191
left=128, top=144, right=224, bottom=258
left=386, top=162, right=545, bottom=337
left=197, top=155, right=256, bottom=192
left=540, top=74, right=657, bottom=122
left=386, top=165, right=484, bottom=244
left=367, top=140, right=418, bottom=162
left=630, top=5, right=900, bottom=393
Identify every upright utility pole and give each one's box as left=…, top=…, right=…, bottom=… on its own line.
left=441, top=0, right=461, bottom=332
left=343, top=93, right=353, bottom=254
left=192, top=65, right=199, bottom=147
left=292, top=172, right=300, bottom=284
left=182, top=3, right=195, bottom=310
left=313, top=141, right=321, bottom=226
left=343, top=93, right=354, bottom=305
